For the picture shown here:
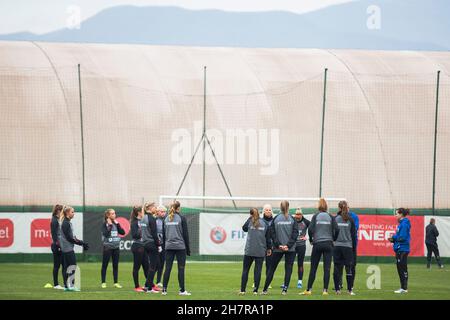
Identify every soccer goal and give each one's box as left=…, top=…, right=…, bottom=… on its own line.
left=157, top=195, right=347, bottom=260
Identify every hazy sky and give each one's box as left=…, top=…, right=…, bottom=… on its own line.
left=0, top=0, right=357, bottom=34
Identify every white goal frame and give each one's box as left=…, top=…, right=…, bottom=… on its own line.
left=159, top=195, right=346, bottom=206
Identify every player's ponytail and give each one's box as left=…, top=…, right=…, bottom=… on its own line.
left=318, top=198, right=328, bottom=213
left=338, top=200, right=350, bottom=221
left=280, top=200, right=290, bottom=217
left=52, top=204, right=63, bottom=218
left=169, top=201, right=180, bottom=222
left=130, top=206, right=142, bottom=222
left=250, top=207, right=260, bottom=228
left=61, top=206, right=73, bottom=221
left=59, top=205, right=66, bottom=223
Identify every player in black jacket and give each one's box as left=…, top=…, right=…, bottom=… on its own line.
left=130, top=206, right=147, bottom=292
left=50, top=204, right=64, bottom=289
left=300, top=199, right=339, bottom=296
left=293, top=208, right=310, bottom=289
left=426, top=218, right=443, bottom=269
left=155, top=205, right=167, bottom=287
left=262, top=201, right=299, bottom=295
left=59, top=206, right=89, bottom=291
left=143, top=202, right=162, bottom=293
left=101, top=208, right=125, bottom=288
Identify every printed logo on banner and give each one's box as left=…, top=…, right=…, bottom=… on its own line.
left=357, top=215, right=424, bottom=257
left=210, top=226, right=227, bottom=244
left=0, top=219, right=14, bottom=247
left=115, top=217, right=130, bottom=238
left=31, top=218, right=52, bottom=247
left=231, top=229, right=246, bottom=240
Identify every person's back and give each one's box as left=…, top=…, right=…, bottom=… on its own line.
left=140, top=214, right=159, bottom=246
left=301, top=198, right=338, bottom=295
left=164, top=214, right=185, bottom=250
left=334, top=215, right=354, bottom=248
left=244, top=218, right=269, bottom=258
left=310, top=212, right=338, bottom=244
left=425, top=223, right=439, bottom=245
left=272, top=213, right=296, bottom=252
left=162, top=201, right=191, bottom=295
left=241, top=208, right=271, bottom=295
left=333, top=213, right=356, bottom=294
left=262, top=201, right=298, bottom=294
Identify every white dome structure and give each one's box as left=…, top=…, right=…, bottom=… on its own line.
left=0, top=41, right=449, bottom=209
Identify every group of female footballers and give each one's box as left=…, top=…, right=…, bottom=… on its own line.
left=240, top=199, right=412, bottom=296
left=239, top=199, right=360, bottom=296
left=48, top=198, right=411, bottom=296
left=49, top=200, right=191, bottom=295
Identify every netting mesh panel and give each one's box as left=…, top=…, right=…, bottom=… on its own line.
left=324, top=71, right=391, bottom=208
left=324, top=72, right=437, bottom=208
left=0, top=64, right=449, bottom=210
left=198, top=75, right=324, bottom=206
left=358, top=73, right=437, bottom=209
left=81, top=69, right=205, bottom=206
left=0, top=67, right=81, bottom=205
left=436, top=74, right=450, bottom=208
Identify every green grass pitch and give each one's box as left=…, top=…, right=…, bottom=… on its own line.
left=0, top=262, right=449, bottom=300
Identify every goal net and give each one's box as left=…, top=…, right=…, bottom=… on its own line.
left=157, top=195, right=346, bottom=261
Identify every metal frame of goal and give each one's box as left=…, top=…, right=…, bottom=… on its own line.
left=158, top=195, right=347, bottom=208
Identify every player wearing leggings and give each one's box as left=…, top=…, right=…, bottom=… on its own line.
left=262, top=204, right=274, bottom=289
left=239, top=208, right=272, bottom=295
left=162, top=201, right=191, bottom=296
left=426, top=218, right=443, bottom=269
left=333, top=201, right=357, bottom=295
left=100, top=208, right=125, bottom=288
left=301, top=198, right=339, bottom=296
left=155, top=205, right=167, bottom=287
left=388, top=208, right=411, bottom=294
left=130, top=206, right=148, bottom=292
left=262, top=201, right=299, bottom=295
left=59, top=206, right=89, bottom=291
left=293, top=208, right=310, bottom=289
left=142, top=202, right=162, bottom=293
left=50, top=204, right=64, bottom=290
